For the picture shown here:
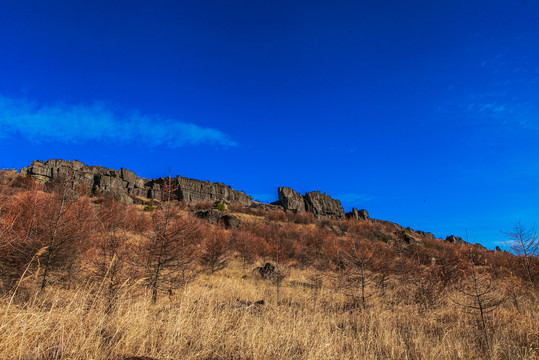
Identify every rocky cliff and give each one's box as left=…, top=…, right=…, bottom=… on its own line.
left=19, top=160, right=361, bottom=220
left=304, top=191, right=346, bottom=220
left=18, top=159, right=448, bottom=240
left=276, top=187, right=306, bottom=213
left=274, top=187, right=346, bottom=220
left=21, top=159, right=252, bottom=206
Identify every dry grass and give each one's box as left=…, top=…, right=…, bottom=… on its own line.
left=228, top=212, right=266, bottom=223
left=0, top=260, right=537, bottom=360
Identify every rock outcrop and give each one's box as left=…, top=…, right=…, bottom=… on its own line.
left=16, top=159, right=445, bottom=240
left=21, top=159, right=252, bottom=206
left=347, top=207, right=369, bottom=220
left=445, top=235, right=465, bottom=245
left=274, top=187, right=346, bottom=219
left=195, top=209, right=241, bottom=228
left=250, top=201, right=284, bottom=212
left=276, top=187, right=305, bottom=212
left=178, top=176, right=252, bottom=206
left=415, top=230, right=435, bottom=240
left=304, top=191, right=345, bottom=220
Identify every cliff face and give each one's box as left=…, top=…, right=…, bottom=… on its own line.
left=19, top=159, right=369, bottom=220
left=275, top=187, right=346, bottom=220
left=304, top=191, right=346, bottom=220
left=21, top=159, right=252, bottom=206
left=277, top=187, right=305, bottom=213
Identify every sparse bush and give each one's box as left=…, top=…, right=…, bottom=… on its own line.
left=215, top=200, right=228, bottom=212
left=144, top=200, right=155, bottom=211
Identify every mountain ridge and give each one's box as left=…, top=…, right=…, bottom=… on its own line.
left=20, top=158, right=471, bottom=245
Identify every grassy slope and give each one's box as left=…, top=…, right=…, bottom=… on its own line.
left=0, top=259, right=537, bottom=360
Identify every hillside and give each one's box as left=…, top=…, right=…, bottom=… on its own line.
left=0, top=166, right=537, bottom=359
left=20, top=159, right=464, bottom=244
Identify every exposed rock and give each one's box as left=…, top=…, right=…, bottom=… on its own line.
left=121, top=168, right=137, bottom=189
left=117, top=193, right=134, bottom=206
left=304, top=191, right=345, bottom=220
left=445, top=235, right=465, bottom=245
left=252, top=262, right=276, bottom=279
left=414, top=230, right=436, bottom=240
left=276, top=187, right=306, bottom=212
left=359, top=209, right=369, bottom=220
left=495, top=246, right=502, bottom=252
left=250, top=201, right=284, bottom=212
left=195, top=209, right=240, bottom=228
left=347, top=207, right=369, bottom=220
left=398, top=229, right=420, bottom=244
left=21, top=159, right=252, bottom=207
left=177, top=176, right=252, bottom=206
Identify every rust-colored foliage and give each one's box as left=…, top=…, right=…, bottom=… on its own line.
left=0, top=171, right=536, bottom=310
left=200, top=226, right=230, bottom=274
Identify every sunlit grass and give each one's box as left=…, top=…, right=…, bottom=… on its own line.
left=0, top=259, right=536, bottom=360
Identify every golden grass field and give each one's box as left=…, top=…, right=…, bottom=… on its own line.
left=0, top=259, right=537, bottom=360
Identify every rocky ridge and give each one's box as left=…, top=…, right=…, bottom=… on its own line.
left=19, top=159, right=455, bottom=243
left=21, top=159, right=252, bottom=207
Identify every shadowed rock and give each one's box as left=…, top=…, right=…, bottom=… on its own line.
left=445, top=235, right=465, bottom=245
left=195, top=209, right=240, bottom=228
left=252, top=262, right=276, bottom=279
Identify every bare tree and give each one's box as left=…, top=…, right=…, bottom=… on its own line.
left=0, top=171, right=92, bottom=294
left=37, top=170, right=92, bottom=292
left=505, top=223, right=538, bottom=291
left=452, top=251, right=505, bottom=352
left=233, top=226, right=254, bottom=268
left=91, top=198, right=133, bottom=309
left=408, top=249, right=444, bottom=311
left=342, top=237, right=377, bottom=310
left=200, top=227, right=229, bottom=274
left=137, top=177, right=201, bottom=303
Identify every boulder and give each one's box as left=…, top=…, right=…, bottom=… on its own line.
left=117, top=193, right=134, bottom=206
left=195, top=209, right=240, bottom=228
left=347, top=208, right=369, bottom=220
left=445, top=235, right=465, bottom=245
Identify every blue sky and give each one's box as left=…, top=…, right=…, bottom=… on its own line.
left=1, top=0, right=538, bottom=248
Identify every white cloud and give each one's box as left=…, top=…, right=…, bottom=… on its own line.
left=0, top=95, right=237, bottom=148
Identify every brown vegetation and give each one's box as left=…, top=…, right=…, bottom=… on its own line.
left=0, top=171, right=537, bottom=359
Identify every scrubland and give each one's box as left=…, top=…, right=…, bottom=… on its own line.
left=0, top=172, right=537, bottom=359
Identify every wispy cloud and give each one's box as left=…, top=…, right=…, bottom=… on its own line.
left=0, top=95, right=237, bottom=148
left=459, top=96, right=537, bottom=129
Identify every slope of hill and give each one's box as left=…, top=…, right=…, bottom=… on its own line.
left=0, top=166, right=537, bottom=359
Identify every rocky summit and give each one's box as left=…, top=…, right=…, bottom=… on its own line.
left=16, top=159, right=468, bottom=243
left=21, top=159, right=252, bottom=207
left=19, top=159, right=367, bottom=221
